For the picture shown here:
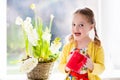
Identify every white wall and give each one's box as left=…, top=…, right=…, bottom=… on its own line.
left=101, top=0, right=120, bottom=78
left=101, top=0, right=120, bottom=69
left=0, top=0, right=7, bottom=79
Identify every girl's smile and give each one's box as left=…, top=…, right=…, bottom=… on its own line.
left=74, top=32, right=81, bottom=36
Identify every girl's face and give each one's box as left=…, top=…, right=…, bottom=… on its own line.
left=72, top=13, right=93, bottom=41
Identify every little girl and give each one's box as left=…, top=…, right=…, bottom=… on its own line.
left=58, top=7, right=105, bottom=80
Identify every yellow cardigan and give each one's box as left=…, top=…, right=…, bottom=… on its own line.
left=58, top=41, right=105, bottom=80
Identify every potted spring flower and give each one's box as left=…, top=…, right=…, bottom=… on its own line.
left=15, top=3, right=62, bottom=80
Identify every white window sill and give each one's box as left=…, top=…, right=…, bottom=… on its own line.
left=5, top=70, right=120, bottom=80
left=100, top=70, right=120, bottom=78
left=6, top=73, right=65, bottom=80
left=5, top=66, right=120, bottom=80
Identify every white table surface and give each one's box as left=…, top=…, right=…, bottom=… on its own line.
left=3, top=69, right=120, bottom=80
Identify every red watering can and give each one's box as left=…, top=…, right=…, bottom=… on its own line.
left=66, top=50, right=87, bottom=72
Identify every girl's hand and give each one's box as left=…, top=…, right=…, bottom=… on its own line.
left=85, top=58, right=94, bottom=72
left=65, top=66, right=70, bottom=73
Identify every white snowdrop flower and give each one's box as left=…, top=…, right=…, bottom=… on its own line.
left=23, top=18, right=33, bottom=33
left=15, top=16, right=23, bottom=25
left=27, top=29, right=38, bottom=46
left=42, top=32, right=51, bottom=42
left=20, top=57, right=38, bottom=73
left=23, top=23, right=33, bottom=34
left=25, top=17, right=32, bottom=24
left=50, top=14, right=54, bottom=21
left=42, top=27, right=51, bottom=42
left=50, top=42, right=61, bottom=54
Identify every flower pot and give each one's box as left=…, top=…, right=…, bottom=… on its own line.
left=27, top=62, right=54, bottom=80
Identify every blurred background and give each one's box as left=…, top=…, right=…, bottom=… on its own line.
left=0, top=0, right=120, bottom=80
left=7, top=0, right=98, bottom=76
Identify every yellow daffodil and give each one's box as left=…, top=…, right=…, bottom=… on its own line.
left=30, top=3, right=36, bottom=10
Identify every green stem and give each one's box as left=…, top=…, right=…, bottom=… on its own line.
left=21, top=24, right=29, bottom=56
left=49, top=18, right=53, bottom=32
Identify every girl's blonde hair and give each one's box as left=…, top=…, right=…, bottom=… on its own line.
left=69, top=7, right=101, bottom=46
